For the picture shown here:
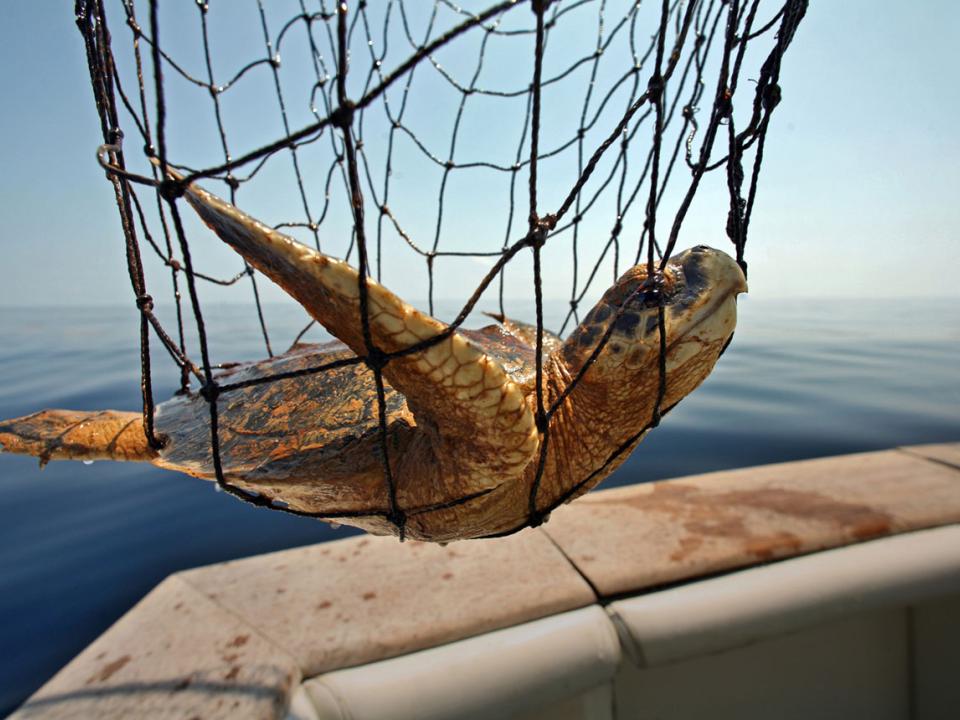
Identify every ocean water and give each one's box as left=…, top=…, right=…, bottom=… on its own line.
left=0, top=298, right=958, bottom=714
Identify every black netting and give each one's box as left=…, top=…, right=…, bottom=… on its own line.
left=76, top=0, right=807, bottom=540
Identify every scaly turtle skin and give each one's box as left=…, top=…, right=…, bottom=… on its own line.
left=0, top=173, right=746, bottom=542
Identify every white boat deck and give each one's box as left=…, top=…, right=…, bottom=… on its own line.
left=10, top=442, right=960, bottom=719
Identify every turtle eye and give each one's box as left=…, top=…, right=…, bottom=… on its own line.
left=634, top=272, right=674, bottom=308
left=638, top=289, right=662, bottom=308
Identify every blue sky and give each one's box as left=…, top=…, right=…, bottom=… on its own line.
left=0, top=1, right=958, bottom=312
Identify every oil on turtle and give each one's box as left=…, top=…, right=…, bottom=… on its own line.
left=0, top=172, right=746, bottom=542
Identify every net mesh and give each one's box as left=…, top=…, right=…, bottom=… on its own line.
left=76, top=0, right=807, bottom=539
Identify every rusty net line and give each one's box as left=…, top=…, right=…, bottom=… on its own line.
left=76, top=0, right=807, bottom=539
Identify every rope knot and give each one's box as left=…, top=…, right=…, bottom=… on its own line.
left=526, top=229, right=546, bottom=250
left=200, top=381, right=221, bottom=403
left=135, top=294, right=154, bottom=313
left=535, top=411, right=549, bottom=435
left=762, top=82, right=782, bottom=111
left=531, top=0, right=554, bottom=15
left=364, top=346, right=390, bottom=372
left=646, top=73, right=664, bottom=102
left=526, top=213, right=557, bottom=249
left=330, top=100, right=356, bottom=130
left=159, top=178, right=185, bottom=202
left=389, top=510, right=408, bottom=539
left=528, top=509, right=552, bottom=528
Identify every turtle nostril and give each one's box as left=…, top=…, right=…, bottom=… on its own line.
left=692, top=245, right=710, bottom=253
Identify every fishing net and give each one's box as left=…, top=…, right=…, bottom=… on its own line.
left=76, top=0, right=807, bottom=539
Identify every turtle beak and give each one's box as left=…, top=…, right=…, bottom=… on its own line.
left=679, top=245, right=748, bottom=298
left=657, top=246, right=745, bottom=348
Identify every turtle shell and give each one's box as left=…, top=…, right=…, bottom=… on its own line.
left=153, top=323, right=552, bottom=485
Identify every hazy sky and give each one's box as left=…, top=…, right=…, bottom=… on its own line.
left=0, top=1, right=958, bottom=313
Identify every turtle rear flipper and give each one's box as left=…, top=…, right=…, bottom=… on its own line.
left=0, top=409, right=156, bottom=465
left=177, top=176, right=540, bottom=496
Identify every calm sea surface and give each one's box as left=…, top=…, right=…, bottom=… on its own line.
left=0, top=298, right=958, bottom=713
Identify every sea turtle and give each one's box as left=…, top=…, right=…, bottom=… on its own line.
left=0, top=173, right=746, bottom=542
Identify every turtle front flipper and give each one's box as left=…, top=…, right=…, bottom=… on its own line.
left=174, top=174, right=539, bottom=498
left=0, top=409, right=156, bottom=465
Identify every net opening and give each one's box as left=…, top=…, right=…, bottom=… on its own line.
left=76, top=0, right=808, bottom=538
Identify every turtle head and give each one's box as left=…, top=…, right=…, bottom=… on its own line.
left=561, top=245, right=746, bottom=400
